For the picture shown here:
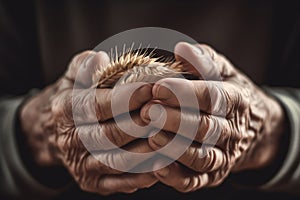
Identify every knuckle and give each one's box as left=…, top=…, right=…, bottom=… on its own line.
left=72, top=51, right=95, bottom=65
left=93, top=125, right=108, bottom=149
left=95, top=93, right=110, bottom=121
left=97, top=124, right=120, bottom=150
left=204, top=148, right=220, bottom=172
left=73, top=128, right=84, bottom=148
left=73, top=90, right=94, bottom=120
left=240, top=88, right=251, bottom=109
left=81, top=124, right=121, bottom=151
left=56, top=135, right=68, bottom=153
left=219, top=123, right=233, bottom=150
left=65, top=127, right=83, bottom=150
left=177, top=177, right=193, bottom=193
left=227, top=118, right=241, bottom=141
left=196, top=115, right=211, bottom=142
left=103, top=152, right=118, bottom=170
left=222, top=86, right=234, bottom=116
left=67, top=51, right=95, bottom=79
left=114, top=153, right=130, bottom=171
left=212, top=83, right=227, bottom=115
left=188, top=148, right=201, bottom=172
left=70, top=152, right=89, bottom=180
left=207, top=169, right=228, bottom=187
left=51, top=92, right=72, bottom=119
left=209, top=175, right=225, bottom=187
left=218, top=55, right=236, bottom=77
left=198, top=83, right=212, bottom=112
left=133, top=84, right=152, bottom=104
left=84, top=155, right=114, bottom=175
left=95, top=180, right=109, bottom=196
left=105, top=123, right=123, bottom=147
left=78, top=180, right=97, bottom=194
left=199, top=44, right=218, bottom=60
left=207, top=149, right=218, bottom=171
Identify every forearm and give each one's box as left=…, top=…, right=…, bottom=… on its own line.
left=259, top=87, right=300, bottom=194
left=230, top=87, right=300, bottom=194
left=0, top=95, right=66, bottom=199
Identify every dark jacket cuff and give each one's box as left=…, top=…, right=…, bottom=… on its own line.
left=0, top=95, right=64, bottom=199
left=260, top=87, right=300, bottom=195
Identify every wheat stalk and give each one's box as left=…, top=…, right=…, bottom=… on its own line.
left=92, top=47, right=186, bottom=88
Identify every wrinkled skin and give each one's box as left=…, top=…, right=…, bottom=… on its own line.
left=140, top=42, right=286, bottom=192
left=20, top=42, right=286, bottom=195
left=20, top=51, right=158, bottom=195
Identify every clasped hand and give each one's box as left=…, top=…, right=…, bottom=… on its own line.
left=20, top=42, right=285, bottom=195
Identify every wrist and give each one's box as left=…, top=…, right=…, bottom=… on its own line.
left=234, top=93, right=287, bottom=171
left=19, top=91, right=59, bottom=167
left=17, top=93, right=71, bottom=188
left=230, top=95, right=290, bottom=186
left=255, top=95, right=287, bottom=169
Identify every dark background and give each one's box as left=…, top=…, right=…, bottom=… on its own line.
left=0, top=0, right=299, bottom=199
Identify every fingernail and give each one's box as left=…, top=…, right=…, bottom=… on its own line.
left=153, top=81, right=171, bottom=100
left=148, top=129, right=160, bottom=137
left=151, top=132, right=169, bottom=147
left=143, top=103, right=163, bottom=121
left=157, top=166, right=170, bottom=177
left=84, top=54, right=95, bottom=68
left=137, top=84, right=152, bottom=96
left=191, top=44, right=204, bottom=56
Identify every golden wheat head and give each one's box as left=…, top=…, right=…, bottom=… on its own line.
left=93, top=47, right=186, bottom=88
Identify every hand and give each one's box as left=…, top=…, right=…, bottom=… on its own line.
left=140, top=42, right=286, bottom=192
left=20, top=51, right=157, bottom=195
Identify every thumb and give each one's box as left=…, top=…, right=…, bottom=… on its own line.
left=174, top=42, right=234, bottom=80
left=65, top=50, right=110, bottom=88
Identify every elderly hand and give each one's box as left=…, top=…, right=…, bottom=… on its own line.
left=140, top=42, right=286, bottom=192
left=20, top=50, right=157, bottom=195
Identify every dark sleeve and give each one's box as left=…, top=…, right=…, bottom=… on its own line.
left=230, top=3, right=300, bottom=194
left=0, top=1, right=68, bottom=198
left=257, top=3, right=300, bottom=193
left=259, top=88, right=300, bottom=195
left=0, top=0, right=44, bottom=96
left=0, top=96, right=62, bottom=199
left=229, top=87, right=300, bottom=196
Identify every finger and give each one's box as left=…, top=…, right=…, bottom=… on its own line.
left=61, top=51, right=110, bottom=89
left=89, top=140, right=155, bottom=173
left=93, top=173, right=157, bottom=195
left=55, top=111, right=150, bottom=151
left=93, top=82, right=153, bottom=122
left=65, top=50, right=96, bottom=79
left=76, top=51, right=110, bottom=88
left=54, top=82, right=152, bottom=123
left=152, top=78, right=238, bottom=116
left=141, top=103, right=230, bottom=147
left=149, top=131, right=226, bottom=173
left=154, top=162, right=209, bottom=192
left=54, top=51, right=96, bottom=91
left=174, top=42, right=236, bottom=80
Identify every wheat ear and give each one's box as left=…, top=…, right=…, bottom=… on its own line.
left=93, top=50, right=185, bottom=88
